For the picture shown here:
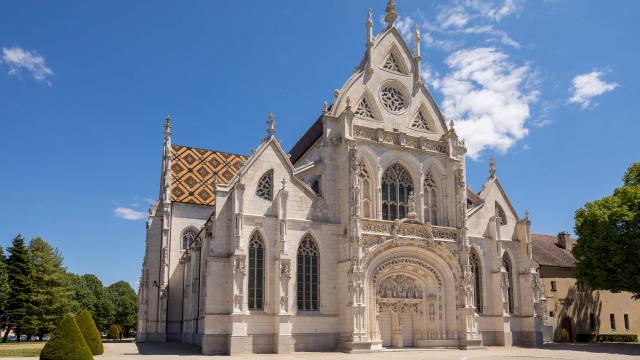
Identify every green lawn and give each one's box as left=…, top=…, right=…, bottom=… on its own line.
left=0, top=342, right=44, bottom=358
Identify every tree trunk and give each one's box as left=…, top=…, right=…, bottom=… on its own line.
left=16, top=331, right=21, bottom=342
left=1, top=327, right=8, bottom=343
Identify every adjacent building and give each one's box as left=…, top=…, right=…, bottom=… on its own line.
left=532, top=232, right=639, bottom=343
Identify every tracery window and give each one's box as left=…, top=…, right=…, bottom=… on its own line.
left=354, top=97, right=375, bottom=120
left=423, top=172, right=438, bottom=225
left=411, top=110, right=432, bottom=131
left=256, top=170, right=273, bottom=201
left=181, top=227, right=198, bottom=251
left=470, top=250, right=483, bottom=313
left=380, top=86, right=406, bottom=113
left=495, top=202, right=507, bottom=225
left=297, top=235, right=319, bottom=311
left=382, top=52, right=402, bottom=73
left=503, top=254, right=514, bottom=314
left=358, top=161, right=373, bottom=218
left=248, top=232, right=264, bottom=310
left=382, top=164, right=413, bottom=220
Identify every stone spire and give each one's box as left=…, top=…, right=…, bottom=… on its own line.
left=489, top=156, right=496, bottom=179
left=413, top=24, right=421, bottom=83
left=384, top=0, right=398, bottom=28
left=164, top=115, right=172, bottom=141
left=365, top=8, right=374, bottom=75
left=413, top=24, right=421, bottom=59
left=267, top=113, right=276, bottom=138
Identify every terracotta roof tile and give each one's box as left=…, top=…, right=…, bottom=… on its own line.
left=531, top=233, right=576, bottom=268
left=170, top=144, right=247, bottom=206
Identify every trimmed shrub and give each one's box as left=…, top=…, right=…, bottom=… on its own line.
left=75, top=310, right=104, bottom=355
left=40, top=315, right=93, bottom=360
left=107, top=324, right=123, bottom=340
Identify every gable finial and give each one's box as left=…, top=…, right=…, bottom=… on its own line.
left=489, top=156, right=496, bottom=179
left=413, top=24, right=421, bottom=59
left=267, top=113, right=276, bottom=137
left=365, top=8, right=374, bottom=75
left=164, top=115, right=172, bottom=141
left=384, top=0, right=398, bottom=28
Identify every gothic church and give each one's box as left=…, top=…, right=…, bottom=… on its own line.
left=137, top=1, right=545, bottom=354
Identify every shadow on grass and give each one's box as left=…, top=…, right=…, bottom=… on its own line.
left=134, top=342, right=202, bottom=356
left=542, top=342, right=640, bottom=356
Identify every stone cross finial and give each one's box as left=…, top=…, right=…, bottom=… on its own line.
left=267, top=113, right=276, bottom=137
left=384, top=0, right=398, bottom=27
left=164, top=115, right=172, bottom=141
left=489, top=156, right=496, bottom=178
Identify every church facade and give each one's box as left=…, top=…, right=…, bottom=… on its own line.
left=137, top=1, right=546, bottom=354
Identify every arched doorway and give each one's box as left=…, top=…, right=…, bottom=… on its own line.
left=368, top=255, right=452, bottom=348
left=559, top=317, right=573, bottom=343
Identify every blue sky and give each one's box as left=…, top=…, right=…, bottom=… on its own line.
left=0, top=0, right=638, bottom=288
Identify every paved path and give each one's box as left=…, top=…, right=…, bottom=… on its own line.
left=4, top=342, right=640, bottom=359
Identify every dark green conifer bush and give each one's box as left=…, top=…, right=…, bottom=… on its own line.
left=39, top=315, right=93, bottom=360
left=75, top=310, right=103, bottom=355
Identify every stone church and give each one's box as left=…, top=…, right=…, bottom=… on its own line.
left=137, top=1, right=546, bottom=354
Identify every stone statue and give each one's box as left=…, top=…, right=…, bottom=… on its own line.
left=407, top=191, right=416, bottom=219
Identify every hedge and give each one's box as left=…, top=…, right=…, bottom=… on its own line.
left=576, top=333, right=638, bottom=343
left=39, top=315, right=93, bottom=360
left=107, top=324, right=123, bottom=340
left=75, top=310, right=104, bottom=355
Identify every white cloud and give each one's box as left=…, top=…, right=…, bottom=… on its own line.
left=114, top=207, right=147, bottom=221
left=1, top=46, right=53, bottom=84
left=395, top=16, right=415, bottom=42
left=436, top=47, right=539, bottom=159
left=569, top=70, right=619, bottom=109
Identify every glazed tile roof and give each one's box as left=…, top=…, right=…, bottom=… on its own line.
left=531, top=233, right=576, bottom=268
left=170, top=144, right=247, bottom=206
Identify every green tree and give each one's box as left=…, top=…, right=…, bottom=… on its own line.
left=39, top=315, right=93, bottom=360
left=29, top=238, right=75, bottom=340
left=6, top=235, right=37, bottom=341
left=75, top=310, right=103, bottom=355
left=106, top=281, right=137, bottom=336
left=69, top=274, right=115, bottom=332
left=0, top=246, right=9, bottom=342
left=573, top=162, right=640, bottom=298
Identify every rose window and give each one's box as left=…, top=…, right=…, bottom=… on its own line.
left=380, top=86, right=406, bottom=113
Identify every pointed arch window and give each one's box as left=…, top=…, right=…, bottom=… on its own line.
left=382, top=164, right=414, bottom=220
left=358, top=161, right=373, bottom=218
left=423, top=172, right=438, bottom=225
left=248, top=232, right=264, bottom=310
left=495, top=202, right=507, bottom=226
left=181, top=227, right=198, bottom=251
left=470, top=250, right=483, bottom=313
left=256, top=170, right=273, bottom=201
left=354, top=97, right=375, bottom=120
left=382, top=52, right=402, bottom=73
left=297, top=235, right=319, bottom=311
left=411, top=110, right=432, bottom=131
left=503, top=255, right=514, bottom=314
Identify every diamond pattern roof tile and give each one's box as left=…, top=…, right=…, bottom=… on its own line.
left=170, top=144, right=247, bottom=206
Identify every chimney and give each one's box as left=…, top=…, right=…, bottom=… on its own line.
left=557, top=231, right=573, bottom=251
